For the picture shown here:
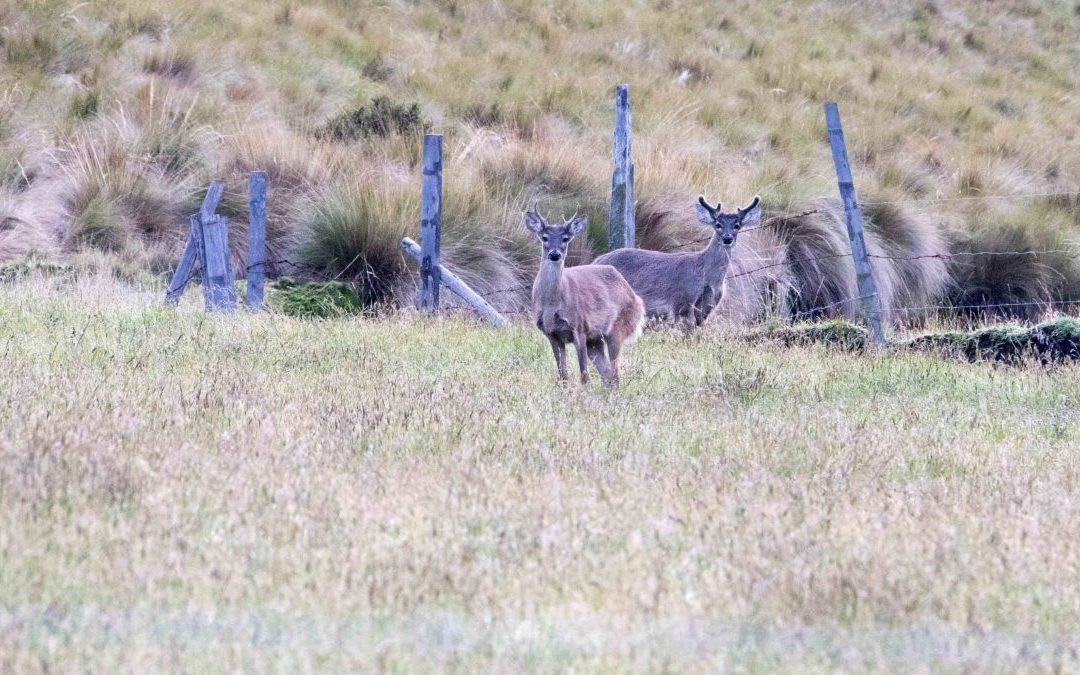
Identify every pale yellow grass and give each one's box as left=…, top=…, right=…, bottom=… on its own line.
left=2, top=275, right=1080, bottom=671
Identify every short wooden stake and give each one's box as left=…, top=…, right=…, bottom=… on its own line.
left=246, top=170, right=268, bottom=310
left=608, top=84, right=635, bottom=250
left=824, top=102, right=885, bottom=347
left=418, top=134, right=443, bottom=310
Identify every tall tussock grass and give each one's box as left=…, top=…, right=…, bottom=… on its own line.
left=946, top=205, right=1080, bottom=320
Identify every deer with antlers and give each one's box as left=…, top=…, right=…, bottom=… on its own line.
left=594, top=195, right=761, bottom=328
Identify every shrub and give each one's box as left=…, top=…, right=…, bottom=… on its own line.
left=268, top=277, right=366, bottom=317
left=316, top=97, right=426, bottom=142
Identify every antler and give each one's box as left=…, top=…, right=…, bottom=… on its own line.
left=698, top=195, right=719, bottom=214
left=740, top=196, right=760, bottom=214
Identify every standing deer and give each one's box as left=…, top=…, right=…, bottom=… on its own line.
left=525, top=208, right=645, bottom=387
left=594, top=195, right=761, bottom=328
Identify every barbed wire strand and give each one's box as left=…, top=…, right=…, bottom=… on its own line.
left=861, top=190, right=1080, bottom=206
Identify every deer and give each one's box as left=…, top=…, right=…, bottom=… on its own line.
left=593, top=195, right=761, bottom=328
left=525, top=208, right=645, bottom=387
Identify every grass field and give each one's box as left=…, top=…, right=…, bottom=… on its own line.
left=3, top=275, right=1080, bottom=671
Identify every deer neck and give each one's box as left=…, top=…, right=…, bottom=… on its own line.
left=535, top=259, right=566, bottom=306
left=698, top=232, right=733, bottom=284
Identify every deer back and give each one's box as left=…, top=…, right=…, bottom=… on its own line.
left=594, top=247, right=717, bottom=314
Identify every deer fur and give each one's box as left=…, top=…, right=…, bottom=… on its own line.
left=594, top=195, right=761, bottom=328
left=525, top=209, right=644, bottom=387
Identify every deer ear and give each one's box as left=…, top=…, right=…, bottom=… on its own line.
left=695, top=202, right=714, bottom=225
left=524, top=210, right=546, bottom=236
left=740, top=196, right=762, bottom=226
left=695, top=195, right=717, bottom=224
left=566, top=215, right=588, bottom=237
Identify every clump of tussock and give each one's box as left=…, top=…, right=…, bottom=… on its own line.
left=316, top=97, right=426, bottom=142
left=295, top=172, right=535, bottom=308
left=769, top=199, right=951, bottom=324
left=945, top=207, right=1080, bottom=320
left=57, top=131, right=185, bottom=254
left=473, top=139, right=603, bottom=264
left=294, top=180, right=414, bottom=305
left=215, top=125, right=342, bottom=277
left=862, top=201, right=951, bottom=322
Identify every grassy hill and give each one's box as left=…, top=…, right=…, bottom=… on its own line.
left=2, top=0, right=1079, bottom=315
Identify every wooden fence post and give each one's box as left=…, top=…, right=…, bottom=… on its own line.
left=200, top=215, right=236, bottom=312
left=824, top=102, right=885, bottom=347
left=418, top=134, right=443, bottom=310
left=164, top=229, right=200, bottom=306
left=164, top=181, right=225, bottom=307
left=608, top=83, right=635, bottom=250
left=246, top=170, right=268, bottom=310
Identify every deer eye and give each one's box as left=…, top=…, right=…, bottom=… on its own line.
left=562, top=236, right=569, bottom=243
left=541, top=235, right=549, bottom=242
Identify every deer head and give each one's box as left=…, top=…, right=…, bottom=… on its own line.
left=525, top=208, right=588, bottom=263
left=694, top=195, right=761, bottom=248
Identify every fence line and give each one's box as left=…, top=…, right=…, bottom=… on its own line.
left=861, top=190, right=1080, bottom=206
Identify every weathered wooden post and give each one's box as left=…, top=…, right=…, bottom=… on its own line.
left=164, top=181, right=224, bottom=307
left=824, top=102, right=885, bottom=347
left=200, top=214, right=236, bottom=311
left=164, top=227, right=200, bottom=306
left=418, top=134, right=443, bottom=310
left=608, top=83, right=635, bottom=251
left=246, top=170, right=268, bottom=310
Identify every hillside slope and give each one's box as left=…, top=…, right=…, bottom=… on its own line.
left=1, top=0, right=1079, bottom=317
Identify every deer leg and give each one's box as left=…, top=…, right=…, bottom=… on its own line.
left=547, top=335, right=568, bottom=382
left=572, top=333, right=590, bottom=384
left=601, top=335, right=621, bottom=386
left=587, top=339, right=616, bottom=387
left=694, top=287, right=715, bottom=327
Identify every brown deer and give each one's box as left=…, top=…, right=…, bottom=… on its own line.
left=594, top=195, right=761, bottom=328
left=525, top=208, right=645, bottom=387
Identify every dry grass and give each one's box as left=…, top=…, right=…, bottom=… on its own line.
left=2, top=275, right=1080, bottom=670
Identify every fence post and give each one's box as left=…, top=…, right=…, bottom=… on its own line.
left=200, top=215, right=236, bottom=312
left=418, top=134, right=443, bottom=311
left=164, top=229, right=200, bottom=306
left=247, top=170, right=268, bottom=310
left=824, top=102, right=885, bottom=348
left=608, top=84, right=635, bottom=251
left=164, top=182, right=224, bottom=307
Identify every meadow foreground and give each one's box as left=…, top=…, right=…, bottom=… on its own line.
left=2, top=278, right=1080, bottom=671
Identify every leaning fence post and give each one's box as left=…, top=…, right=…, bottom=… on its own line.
left=824, top=102, right=886, bottom=348
left=164, top=181, right=224, bottom=307
left=401, top=237, right=507, bottom=327
left=247, top=170, right=268, bottom=310
left=418, top=134, right=443, bottom=311
left=608, top=83, right=635, bottom=250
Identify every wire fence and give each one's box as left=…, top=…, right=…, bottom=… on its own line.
left=174, top=188, right=1079, bottom=322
